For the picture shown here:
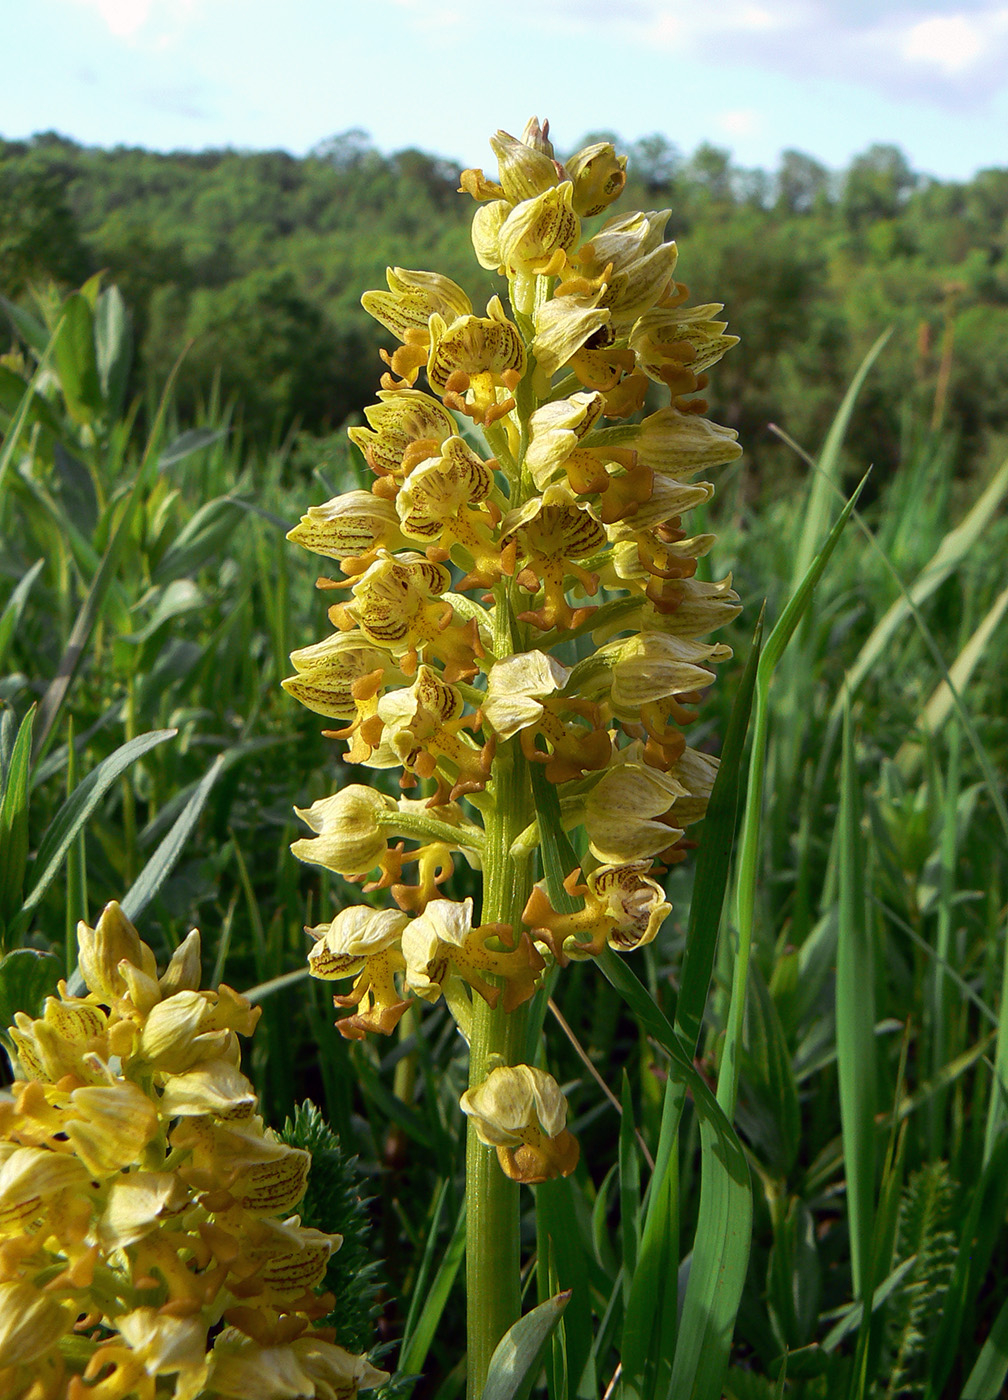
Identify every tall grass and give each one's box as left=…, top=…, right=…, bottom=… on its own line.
left=2, top=282, right=1008, bottom=1397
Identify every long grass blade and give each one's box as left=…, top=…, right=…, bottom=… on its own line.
left=120, top=752, right=225, bottom=922
left=836, top=705, right=876, bottom=1301
left=895, top=583, right=1008, bottom=777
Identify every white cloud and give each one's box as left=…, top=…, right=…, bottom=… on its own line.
left=898, top=8, right=1008, bottom=74
left=64, top=0, right=203, bottom=43
left=510, top=0, right=1008, bottom=108
left=72, top=0, right=153, bottom=36
left=717, top=107, right=763, bottom=137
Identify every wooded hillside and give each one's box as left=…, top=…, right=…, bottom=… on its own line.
left=3, top=129, right=1007, bottom=483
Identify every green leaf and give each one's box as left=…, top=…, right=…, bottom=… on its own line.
left=789, top=328, right=890, bottom=597
left=14, top=729, right=177, bottom=932
left=0, top=947, right=60, bottom=1034
left=94, top=284, right=133, bottom=416
left=120, top=752, right=226, bottom=922
left=0, top=706, right=35, bottom=935
left=52, top=292, right=103, bottom=423
left=618, top=1072, right=641, bottom=1310
left=397, top=1188, right=467, bottom=1386
left=535, top=1178, right=596, bottom=1400
left=528, top=762, right=581, bottom=916
left=961, top=1297, right=1008, bottom=1400
left=599, top=952, right=752, bottom=1400
left=0, top=295, right=50, bottom=357
left=896, top=582, right=1008, bottom=778
left=0, top=315, right=66, bottom=500
left=123, top=580, right=205, bottom=644
left=824, top=450, right=1008, bottom=753
left=482, top=1293, right=572, bottom=1400
left=157, top=427, right=225, bottom=472
left=836, top=706, right=876, bottom=1300
left=0, top=560, right=45, bottom=673
left=150, top=497, right=244, bottom=585
left=676, top=608, right=763, bottom=1055
left=31, top=356, right=185, bottom=758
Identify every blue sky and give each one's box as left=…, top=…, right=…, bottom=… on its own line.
left=4, top=0, right=1008, bottom=181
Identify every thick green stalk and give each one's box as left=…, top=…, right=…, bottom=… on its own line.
left=466, top=590, right=535, bottom=1396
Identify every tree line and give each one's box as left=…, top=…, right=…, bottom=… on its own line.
left=2, top=128, right=1007, bottom=483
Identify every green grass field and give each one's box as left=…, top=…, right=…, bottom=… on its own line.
left=2, top=278, right=1007, bottom=1400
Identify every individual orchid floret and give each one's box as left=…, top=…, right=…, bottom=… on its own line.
left=426, top=298, right=526, bottom=427
left=482, top=652, right=610, bottom=783
left=286, top=491, right=408, bottom=573
left=624, top=403, right=744, bottom=475
left=362, top=266, right=473, bottom=341
left=362, top=267, right=473, bottom=384
left=482, top=651, right=570, bottom=741
left=460, top=1063, right=579, bottom=1184
left=488, top=128, right=560, bottom=204
left=394, top=436, right=503, bottom=586
left=347, top=387, right=457, bottom=484
left=369, top=665, right=492, bottom=800
left=502, top=484, right=606, bottom=631
left=599, top=632, right=732, bottom=753
left=332, top=549, right=485, bottom=682
left=592, top=573, right=743, bottom=644
left=291, top=785, right=398, bottom=879
left=282, top=632, right=400, bottom=762
left=577, top=210, right=679, bottom=329
left=525, top=391, right=606, bottom=487
left=524, top=859, right=671, bottom=964
left=577, top=746, right=690, bottom=863
left=401, top=897, right=544, bottom=1013
left=496, top=184, right=581, bottom=309
left=306, top=904, right=411, bottom=1039
left=531, top=285, right=611, bottom=382
left=630, top=301, right=740, bottom=396
left=564, top=140, right=628, bottom=216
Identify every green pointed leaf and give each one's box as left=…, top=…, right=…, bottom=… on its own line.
left=0, top=706, right=35, bottom=934
left=94, top=284, right=133, bottom=416
left=52, top=292, right=103, bottom=423
left=482, top=1293, right=572, bottom=1400
left=16, top=729, right=177, bottom=930
left=121, top=752, right=227, bottom=922
left=157, top=427, right=225, bottom=472
left=0, top=947, right=61, bottom=1034
left=0, top=560, right=45, bottom=673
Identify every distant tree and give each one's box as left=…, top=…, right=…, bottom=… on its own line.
left=629, top=134, right=681, bottom=192
left=841, top=144, right=917, bottom=227
left=310, top=130, right=378, bottom=172
left=0, top=164, right=90, bottom=295
left=775, top=150, right=831, bottom=214
left=687, top=143, right=734, bottom=202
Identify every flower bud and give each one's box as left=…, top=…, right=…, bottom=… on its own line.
left=489, top=129, right=559, bottom=204
left=291, top=786, right=397, bottom=878
left=461, top=1064, right=579, bottom=1183
left=565, top=141, right=628, bottom=216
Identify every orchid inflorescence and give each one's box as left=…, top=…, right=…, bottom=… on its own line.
left=0, top=903, right=387, bottom=1400
left=286, top=119, right=741, bottom=1182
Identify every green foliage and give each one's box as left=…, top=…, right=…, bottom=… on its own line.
left=2, top=190, right=1008, bottom=1396
left=280, top=1101, right=385, bottom=1356
left=3, top=129, right=1008, bottom=481
left=883, top=1163, right=956, bottom=1398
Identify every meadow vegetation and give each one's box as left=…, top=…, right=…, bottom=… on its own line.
left=1, top=127, right=1007, bottom=1400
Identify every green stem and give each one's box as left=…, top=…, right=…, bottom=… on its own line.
left=466, top=709, right=534, bottom=1397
